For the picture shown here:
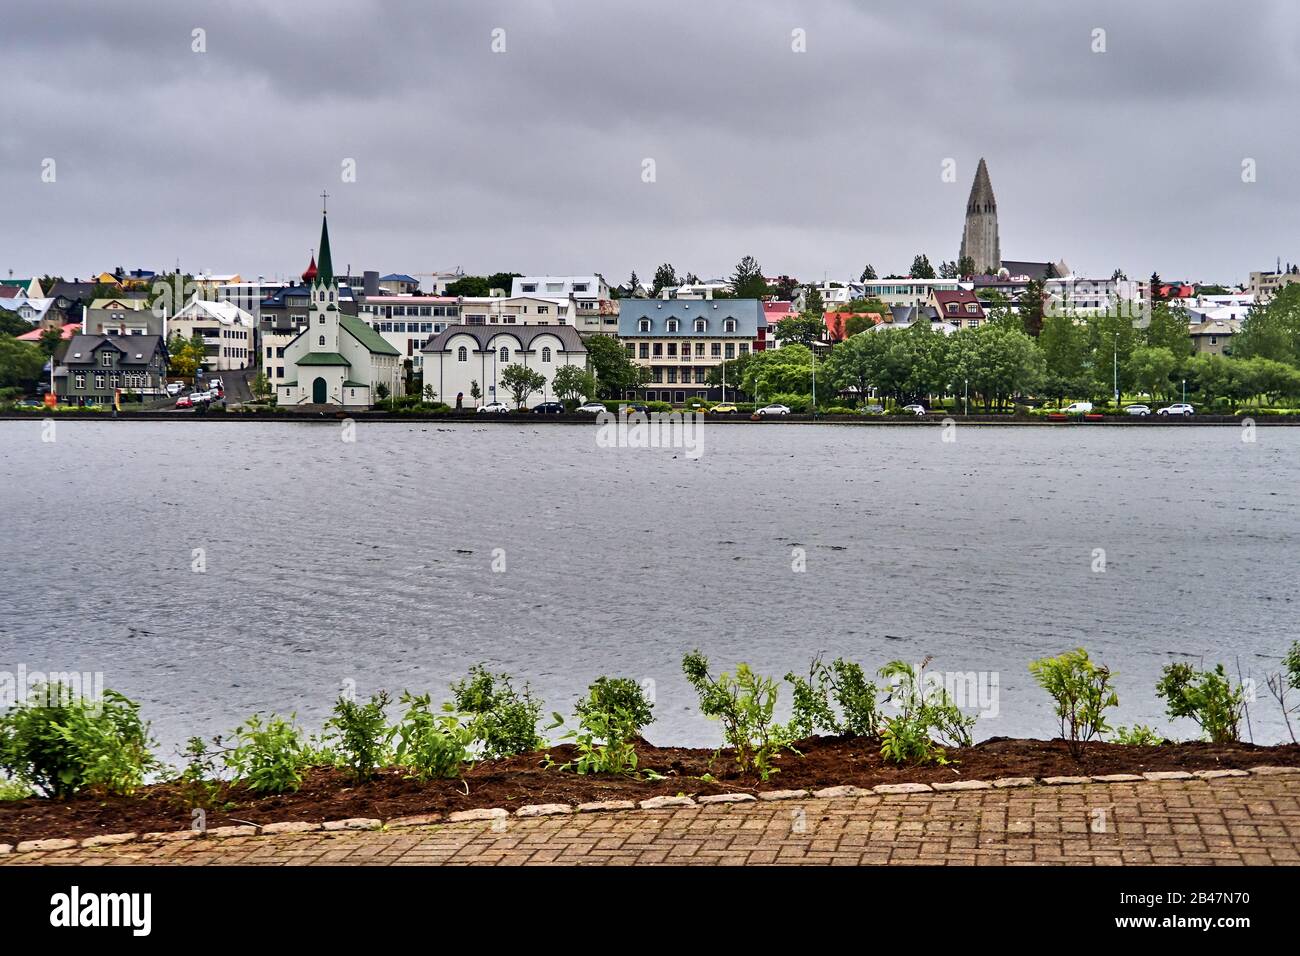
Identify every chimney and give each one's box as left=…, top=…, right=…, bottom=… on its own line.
left=364, top=270, right=379, bottom=296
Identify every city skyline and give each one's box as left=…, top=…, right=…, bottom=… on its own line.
left=2, top=0, right=1298, bottom=283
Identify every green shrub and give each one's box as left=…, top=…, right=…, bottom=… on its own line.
left=223, top=713, right=313, bottom=794
left=324, top=691, right=393, bottom=782
left=782, top=656, right=878, bottom=739
left=1264, top=641, right=1300, bottom=744
left=0, top=683, right=157, bottom=797
left=1111, top=725, right=1166, bottom=746
left=0, top=776, right=33, bottom=800
left=1155, top=663, right=1244, bottom=744
left=450, top=665, right=544, bottom=759
left=682, top=650, right=784, bottom=780
left=877, top=659, right=975, bottom=766
left=392, top=692, right=474, bottom=781
left=1028, top=648, right=1118, bottom=759
left=552, top=677, right=655, bottom=775
left=174, top=736, right=228, bottom=810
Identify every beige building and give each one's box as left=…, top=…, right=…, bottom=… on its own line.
left=1189, top=318, right=1240, bottom=356
left=170, top=299, right=257, bottom=371
left=618, top=297, right=764, bottom=402
left=1248, top=271, right=1300, bottom=302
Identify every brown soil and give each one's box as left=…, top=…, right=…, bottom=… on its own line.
left=3, top=735, right=1297, bottom=844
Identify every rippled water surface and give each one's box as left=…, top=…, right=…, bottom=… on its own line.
left=1, top=419, right=1297, bottom=757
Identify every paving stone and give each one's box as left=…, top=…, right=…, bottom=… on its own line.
left=141, top=830, right=202, bottom=842
left=448, top=807, right=509, bottom=823
left=321, top=818, right=381, bottom=831
left=992, top=777, right=1037, bottom=788
left=1042, top=776, right=1091, bottom=786
left=261, top=821, right=324, bottom=835
left=873, top=783, right=933, bottom=794
left=206, top=825, right=259, bottom=838
left=576, top=800, right=637, bottom=813
left=1090, top=774, right=1145, bottom=783
left=383, top=814, right=442, bottom=829
left=931, top=780, right=992, bottom=791
left=80, top=832, right=138, bottom=848
left=1194, top=769, right=1250, bottom=780
left=757, top=789, right=810, bottom=801
left=1248, top=766, right=1300, bottom=775
left=0, top=845, right=10, bottom=856
left=16, top=838, right=77, bottom=853
left=698, top=793, right=757, bottom=804
left=1142, top=771, right=1194, bottom=781
left=515, top=804, right=572, bottom=818
left=639, top=795, right=696, bottom=810
left=812, top=785, right=871, bottom=799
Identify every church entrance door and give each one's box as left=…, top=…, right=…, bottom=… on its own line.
left=312, top=377, right=327, bottom=404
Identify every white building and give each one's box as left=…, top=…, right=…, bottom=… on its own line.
left=276, top=211, right=403, bottom=408
left=356, top=295, right=460, bottom=371
left=510, top=275, right=617, bottom=334
left=420, top=324, right=588, bottom=408
left=216, top=279, right=290, bottom=319
left=170, top=299, right=257, bottom=371
left=458, top=295, right=577, bottom=327
left=850, top=278, right=971, bottom=309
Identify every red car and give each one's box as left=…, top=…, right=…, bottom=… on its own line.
left=175, top=395, right=193, bottom=409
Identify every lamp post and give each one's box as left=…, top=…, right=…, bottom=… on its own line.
left=1112, top=333, right=1119, bottom=411
left=964, top=377, right=968, bottom=416
left=810, top=344, right=817, bottom=419
left=1182, top=378, right=1186, bottom=404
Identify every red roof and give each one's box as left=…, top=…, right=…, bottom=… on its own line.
left=931, top=288, right=985, bottom=319
left=17, top=322, right=80, bottom=342
left=302, top=255, right=318, bottom=283
left=824, top=311, right=886, bottom=340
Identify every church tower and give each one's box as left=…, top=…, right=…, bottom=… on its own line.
left=959, top=158, right=1000, bottom=274
left=306, top=200, right=340, bottom=356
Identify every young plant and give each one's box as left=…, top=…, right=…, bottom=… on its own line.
left=0, top=776, right=33, bottom=801
left=1265, top=641, right=1300, bottom=744
left=0, top=682, right=157, bottom=798
left=877, top=658, right=975, bottom=766
left=782, top=656, right=879, bottom=740
left=1155, top=662, right=1245, bottom=744
left=682, top=650, right=784, bottom=780
left=1111, top=725, right=1166, bottom=746
left=552, top=677, right=655, bottom=775
left=450, top=665, right=544, bottom=759
left=174, top=736, right=229, bottom=811
left=1028, top=648, right=1118, bottom=759
left=392, top=692, right=474, bottom=781
left=223, top=713, right=312, bottom=794
left=324, top=691, right=393, bottom=782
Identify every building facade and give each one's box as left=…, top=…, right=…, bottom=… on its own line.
left=52, top=334, right=168, bottom=404
left=617, top=298, right=763, bottom=403
left=959, top=157, right=1001, bottom=274
left=170, top=300, right=256, bottom=371
left=420, top=324, right=588, bottom=408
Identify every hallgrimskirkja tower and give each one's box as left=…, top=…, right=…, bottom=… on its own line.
left=959, top=158, right=1001, bottom=274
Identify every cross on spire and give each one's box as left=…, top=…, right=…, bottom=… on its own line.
left=320, top=190, right=330, bottom=214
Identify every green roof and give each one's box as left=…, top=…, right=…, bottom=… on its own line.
left=341, top=315, right=400, bottom=355
left=296, top=352, right=350, bottom=366
left=343, top=379, right=369, bottom=388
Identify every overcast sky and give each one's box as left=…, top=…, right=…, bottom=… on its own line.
left=2, top=0, right=1298, bottom=287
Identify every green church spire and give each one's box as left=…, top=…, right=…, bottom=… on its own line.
left=316, top=191, right=333, bottom=285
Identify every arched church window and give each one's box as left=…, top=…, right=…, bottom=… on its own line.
left=319, top=335, right=325, bottom=346
left=457, top=346, right=467, bottom=362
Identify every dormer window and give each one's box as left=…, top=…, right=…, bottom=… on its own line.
left=666, top=319, right=679, bottom=332
left=947, top=303, right=957, bottom=313
left=101, top=352, right=112, bottom=367
left=639, top=319, right=651, bottom=332
left=966, top=303, right=977, bottom=313
left=694, top=318, right=706, bottom=333
left=723, top=319, right=736, bottom=333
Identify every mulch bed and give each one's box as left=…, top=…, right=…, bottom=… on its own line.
left=3, top=735, right=1298, bottom=844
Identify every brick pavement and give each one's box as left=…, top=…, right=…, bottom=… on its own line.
left=4, top=776, right=1298, bottom=866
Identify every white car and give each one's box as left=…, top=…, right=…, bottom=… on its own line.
left=477, top=402, right=510, bottom=414
left=1157, top=403, right=1194, bottom=417
left=756, top=403, right=791, bottom=417
left=1061, top=401, right=1093, bottom=415
left=209, top=377, right=223, bottom=389
left=901, top=404, right=927, bottom=416
left=165, top=382, right=185, bottom=397
left=1124, top=404, right=1151, bottom=417
left=576, top=402, right=607, bottom=414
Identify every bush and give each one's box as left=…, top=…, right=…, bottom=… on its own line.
left=0, top=683, right=157, bottom=797
left=1266, top=641, right=1300, bottom=744
left=174, top=736, right=228, bottom=810
left=392, top=692, right=474, bottom=781
left=1155, top=663, right=1244, bottom=743
left=552, top=676, right=655, bottom=775
left=682, top=650, right=784, bottom=780
left=450, top=665, right=545, bottom=759
left=1111, top=725, right=1166, bottom=746
left=0, top=776, right=33, bottom=800
left=1028, top=648, right=1118, bottom=759
left=782, top=656, right=878, bottom=739
left=877, top=659, right=975, bottom=766
left=324, top=691, right=393, bottom=782
left=223, top=713, right=313, bottom=794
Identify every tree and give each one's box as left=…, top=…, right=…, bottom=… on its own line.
left=802, top=285, right=824, bottom=316
left=166, top=333, right=206, bottom=380
left=948, top=324, right=1044, bottom=411
left=1149, top=271, right=1165, bottom=305
left=651, top=263, right=679, bottom=296
left=823, top=331, right=882, bottom=402
left=739, top=345, right=815, bottom=401
left=771, top=275, right=799, bottom=300
left=1038, top=313, right=1091, bottom=401
left=470, top=380, right=481, bottom=402
left=423, top=383, right=437, bottom=403
left=938, top=260, right=959, bottom=279
left=251, top=371, right=271, bottom=399
left=0, top=337, right=45, bottom=390
left=1018, top=279, right=1046, bottom=337
left=499, top=363, right=546, bottom=408
left=444, top=276, right=491, bottom=297
left=1128, top=346, right=1178, bottom=400
left=957, top=255, right=976, bottom=278
left=624, top=270, right=640, bottom=298
left=585, top=333, right=649, bottom=398
left=551, top=364, right=596, bottom=403
left=0, top=309, right=28, bottom=337
left=376, top=382, right=390, bottom=401
left=1144, top=302, right=1192, bottom=359
left=730, top=255, right=768, bottom=299
left=38, top=326, right=64, bottom=360
left=909, top=254, right=935, bottom=279
left=1235, top=283, right=1300, bottom=366
left=485, top=272, right=521, bottom=294
left=860, top=264, right=877, bottom=282
left=774, top=314, right=825, bottom=348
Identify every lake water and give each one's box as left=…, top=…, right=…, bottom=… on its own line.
left=1, top=419, right=1297, bottom=760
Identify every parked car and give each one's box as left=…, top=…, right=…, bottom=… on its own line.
left=477, top=401, right=510, bottom=414
left=901, top=403, right=927, bottom=416
left=576, top=402, right=607, bottom=414
left=165, top=382, right=185, bottom=397
left=860, top=404, right=884, bottom=415
left=756, top=403, right=791, bottom=417
left=1124, top=404, right=1151, bottom=417
left=209, top=377, right=223, bottom=389
left=1061, top=401, right=1093, bottom=415
left=175, top=395, right=193, bottom=409
left=710, top=403, right=739, bottom=415
left=1157, top=403, right=1195, bottom=417
left=532, top=401, right=565, bottom=414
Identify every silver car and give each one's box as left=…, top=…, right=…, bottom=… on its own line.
left=756, top=403, right=791, bottom=417
left=1124, top=404, right=1151, bottom=416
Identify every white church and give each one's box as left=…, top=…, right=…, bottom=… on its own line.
left=276, top=204, right=403, bottom=409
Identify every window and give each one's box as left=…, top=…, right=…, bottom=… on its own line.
left=739, top=343, right=749, bottom=355
left=541, top=347, right=552, bottom=362
left=653, top=343, right=663, bottom=357
left=625, top=344, right=635, bottom=358
left=667, top=368, right=677, bottom=383
left=695, top=343, right=705, bottom=357
left=320, top=315, right=325, bottom=324
left=947, top=303, right=957, bottom=313
left=966, top=303, right=977, bottom=313
left=499, top=347, right=509, bottom=363
left=75, top=373, right=85, bottom=389
left=667, top=343, right=677, bottom=357
left=694, top=319, right=706, bottom=333
left=711, top=343, right=721, bottom=357
left=100, top=352, right=112, bottom=367
left=723, top=319, right=736, bottom=333
left=94, top=373, right=105, bottom=389
left=538, top=306, right=549, bottom=315
left=319, top=335, right=325, bottom=346
left=266, top=346, right=272, bottom=359
left=666, top=319, right=679, bottom=332
left=639, top=343, right=649, bottom=359
left=725, top=343, right=735, bottom=359
left=639, top=319, right=651, bottom=332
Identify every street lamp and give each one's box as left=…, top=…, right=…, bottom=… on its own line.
left=964, top=377, right=968, bottom=416
left=1112, top=333, right=1119, bottom=411
left=1182, top=379, right=1186, bottom=404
